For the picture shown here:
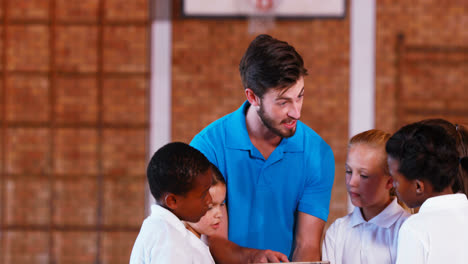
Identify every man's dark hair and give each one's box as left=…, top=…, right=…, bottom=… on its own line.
left=385, top=123, right=459, bottom=192
left=147, top=142, right=211, bottom=200
left=239, top=34, right=308, bottom=98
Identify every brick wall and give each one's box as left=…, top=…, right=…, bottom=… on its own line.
left=2, top=0, right=466, bottom=261
left=0, top=1, right=149, bottom=263
left=376, top=0, right=468, bottom=132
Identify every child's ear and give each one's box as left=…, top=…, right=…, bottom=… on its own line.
left=245, top=88, right=260, bottom=107
left=386, top=176, right=394, bottom=190
left=415, top=179, right=425, bottom=195
left=164, top=193, right=178, bottom=210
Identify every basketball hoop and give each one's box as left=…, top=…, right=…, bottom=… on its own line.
left=244, top=0, right=283, bottom=34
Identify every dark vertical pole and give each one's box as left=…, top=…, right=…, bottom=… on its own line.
left=0, top=0, right=8, bottom=263
left=96, top=0, right=105, bottom=263
left=49, top=0, right=57, bottom=263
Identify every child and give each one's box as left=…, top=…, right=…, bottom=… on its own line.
left=386, top=122, right=468, bottom=264
left=322, top=129, right=410, bottom=264
left=185, top=164, right=227, bottom=243
left=130, top=142, right=215, bottom=264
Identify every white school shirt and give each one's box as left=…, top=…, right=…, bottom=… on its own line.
left=396, top=193, right=468, bottom=264
left=322, top=198, right=410, bottom=264
left=130, top=204, right=215, bottom=264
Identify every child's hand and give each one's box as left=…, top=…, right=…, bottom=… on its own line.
left=249, top=249, right=289, bottom=263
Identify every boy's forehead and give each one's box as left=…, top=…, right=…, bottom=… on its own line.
left=196, top=168, right=213, bottom=187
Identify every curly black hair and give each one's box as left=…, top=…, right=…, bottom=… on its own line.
left=147, top=142, right=211, bottom=200
left=386, top=123, right=459, bottom=192
left=419, top=119, right=468, bottom=195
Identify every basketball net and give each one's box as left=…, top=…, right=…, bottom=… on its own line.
left=245, top=0, right=282, bottom=34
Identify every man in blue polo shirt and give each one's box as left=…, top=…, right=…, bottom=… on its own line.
left=191, top=34, right=335, bottom=262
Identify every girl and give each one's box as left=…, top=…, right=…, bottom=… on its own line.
left=322, top=129, right=410, bottom=264
left=185, top=164, right=227, bottom=243
left=386, top=122, right=468, bottom=264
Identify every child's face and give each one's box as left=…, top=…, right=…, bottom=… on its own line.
left=175, top=168, right=213, bottom=223
left=387, top=156, right=421, bottom=208
left=346, top=144, right=392, bottom=212
left=189, top=183, right=226, bottom=236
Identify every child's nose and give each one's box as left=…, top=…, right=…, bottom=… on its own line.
left=348, top=172, right=359, bottom=186
left=214, top=208, right=222, bottom=218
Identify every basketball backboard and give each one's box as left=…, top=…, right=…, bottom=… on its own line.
left=182, top=0, right=346, bottom=19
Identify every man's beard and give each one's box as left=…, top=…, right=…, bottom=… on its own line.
left=257, top=103, right=297, bottom=138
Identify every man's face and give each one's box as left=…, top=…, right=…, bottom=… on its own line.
left=174, top=168, right=213, bottom=223
left=257, top=77, right=304, bottom=138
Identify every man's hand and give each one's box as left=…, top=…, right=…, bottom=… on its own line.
left=207, top=235, right=289, bottom=264
left=248, top=249, right=289, bottom=263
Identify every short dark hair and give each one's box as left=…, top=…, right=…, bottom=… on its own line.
left=385, top=123, right=459, bottom=192
left=239, top=34, right=308, bottom=98
left=147, top=142, right=211, bottom=200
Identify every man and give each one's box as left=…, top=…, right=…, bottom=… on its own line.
left=191, top=34, right=335, bottom=262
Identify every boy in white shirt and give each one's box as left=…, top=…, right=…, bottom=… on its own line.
left=130, top=142, right=215, bottom=264
left=386, top=122, right=468, bottom=264
left=322, top=129, right=410, bottom=264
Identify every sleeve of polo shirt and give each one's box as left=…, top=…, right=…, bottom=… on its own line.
left=190, top=133, right=219, bottom=167
left=298, top=140, right=335, bottom=221
left=322, top=221, right=337, bottom=263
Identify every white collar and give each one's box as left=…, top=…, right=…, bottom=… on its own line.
left=419, top=193, right=468, bottom=213
left=150, top=204, right=188, bottom=234
left=350, top=198, right=406, bottom=228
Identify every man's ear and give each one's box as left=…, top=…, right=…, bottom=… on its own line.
left=164, top=193, right=178, bottom=210
left=415, top=179, right=425, bottom=195
left=245, top=88, right=260, bottom=107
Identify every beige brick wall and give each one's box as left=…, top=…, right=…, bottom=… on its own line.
left=0, top=0, right=149, bottom=263
left=376, top=0, right=468, bottom=132
left=1, top=0, right=466, bottom=261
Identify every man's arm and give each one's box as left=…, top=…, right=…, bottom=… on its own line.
left=291, top=211, right=325, bottom=261
left=207, top=235, right=289, bottom=264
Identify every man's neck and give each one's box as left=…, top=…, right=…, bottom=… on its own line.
left=245, top=105, right=281, bottom=159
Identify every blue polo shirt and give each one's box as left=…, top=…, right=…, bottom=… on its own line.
left=190, top=101, right=335, bottom=258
